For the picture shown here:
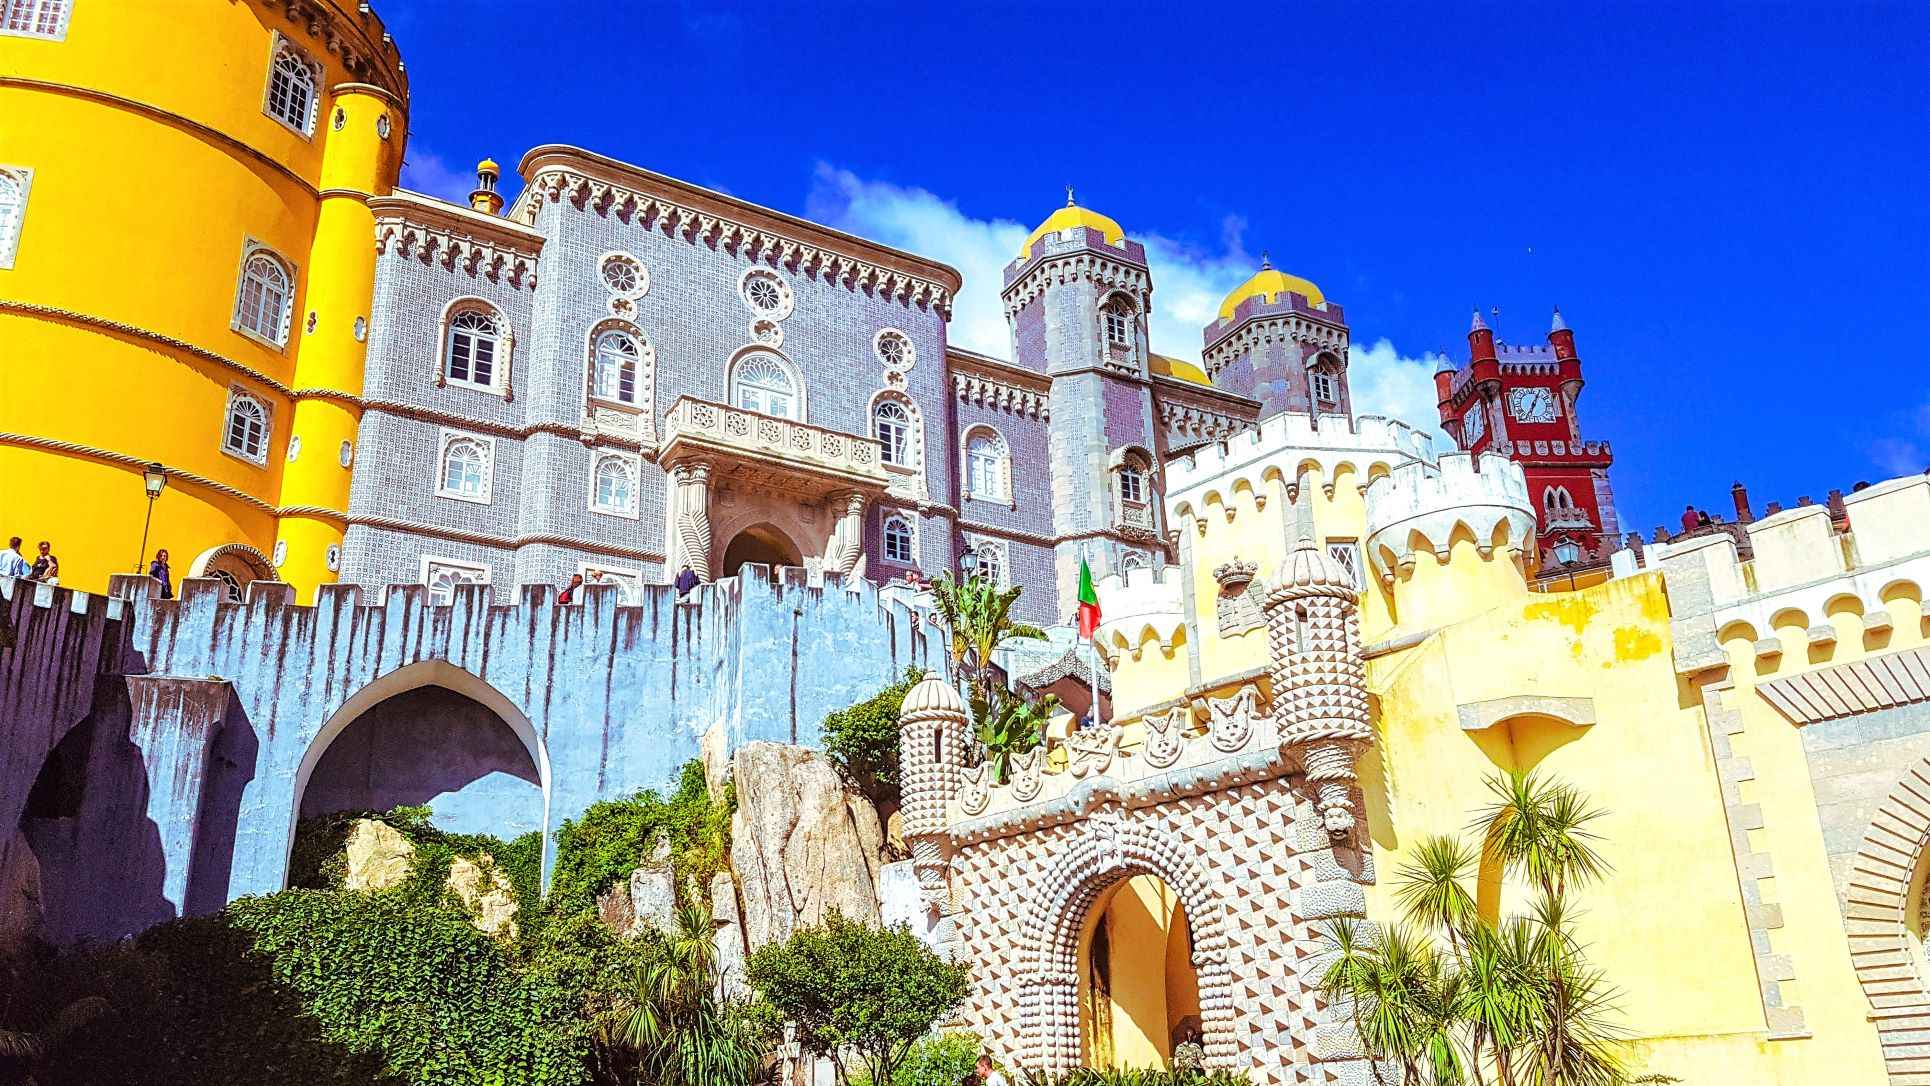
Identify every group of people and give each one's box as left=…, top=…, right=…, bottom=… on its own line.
left=556, top=565, right=703, bottom=604
left=1, top=537, right=62, bottom=584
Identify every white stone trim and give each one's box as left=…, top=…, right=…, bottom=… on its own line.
left=596, top=250, right=650, bottom=300
left=880, top=507, right=920, bottom=567
left=726, top=345, right=806, bottom=423
left=874, top=326, right=916, bottom=376
left=587, top=448, right=642, bottom=520
left=437, top=296, right=512, bottom=395
left=0, top=165, right=32, bottom=269
left=869, top=388, right=927, bottom=500
left=738, top=266, right=794, bottom=321
left=960, top=423, right=1012, bottom=504
left=434, top=427, right=495, bottom=505
left=961, top=532, right=1010, bottom=588
left=229, top=237, right=296, bottom=349
left=583, top=319, right=657, bottom=441
left=261, top=31, right=322, bottom=138
left=419, top=553, right=491, bottom=604
left=219, top=384, right=273, bottom=466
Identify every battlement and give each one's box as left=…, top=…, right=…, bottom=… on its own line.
left=1363, top=452, right=1536, bottom=582
left=1204, top=291, right=1348, bottom=346
left=1491, top=437, right=1613, bottom=463
left=1165, top=412, right=1436, bottom=514
left=1001, top=226, right=1148, bottom=287
left=1093, top=565, right=1187, bottom=653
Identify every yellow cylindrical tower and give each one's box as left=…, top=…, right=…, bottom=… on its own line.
left=0, top=1, right=405, bottom=598
left=275, top=84, right=406, bottom=596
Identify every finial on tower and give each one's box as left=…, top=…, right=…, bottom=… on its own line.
left=1066, top=184, right=1076, bottom=208
left=1469, top=308, right=1488, bottom=332
left=469, top=157, right=504, bottom=216
left=1550, top=305, right=1568, bottom=333
left=1261, top=249, right=1272, bottom=270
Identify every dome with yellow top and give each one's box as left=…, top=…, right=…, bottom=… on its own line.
left=1019, top=188, right=1125, bottom=260
left=1149, top=353, right=1212, bottom=386
left=1218, top=254, right=1324, bottom=320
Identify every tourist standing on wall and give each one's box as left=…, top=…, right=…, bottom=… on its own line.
left=674, top=565, right=698, bottom=598
left=558, top=573, right=584, bottom=604
left=148, top=549, right=174, bottom=600
left=30, top=541, right=58, bottom=583
left=0, top=537, right=28, bottom=579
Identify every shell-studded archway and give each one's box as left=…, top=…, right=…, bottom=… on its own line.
left=1017, top=810, right=1237, bottom=1074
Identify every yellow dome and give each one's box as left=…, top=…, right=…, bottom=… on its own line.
left=1149, top=353, right=1212, bottom=386
left=1020, top=204, right=1126, bottom=260
left=1218, top=263, right=1324, bottom=320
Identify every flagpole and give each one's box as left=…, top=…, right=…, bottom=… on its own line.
left=1087, top=546, right=1103, bottom=727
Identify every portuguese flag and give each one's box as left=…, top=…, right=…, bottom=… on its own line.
left=1077, top=558, right=1102, bottom=640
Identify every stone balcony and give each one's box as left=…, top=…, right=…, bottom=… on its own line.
left=659, top=396, right=891, bottom=498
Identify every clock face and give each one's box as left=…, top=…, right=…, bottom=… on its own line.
left=1508, top=387, right=1558, bottom=423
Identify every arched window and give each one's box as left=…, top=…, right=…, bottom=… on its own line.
left=1544, top=486, right=1573, bottom=513
left=1102, top=295, right=1135, bottom=348
left=444, top=306, right=501, bottom=389
left=883, top=515, right=915, bottom=564
left=591, top=454, right=637, bottom=516
left=969, top=541, right=1006, bottom=587
left=436, top=430, right=493, bottom=504
left=591, top=329, right=640, bottom=405
left=964, top=428, right=1009, bottom=502
left=0, top=168, right=28, bottom=268
left=1118, top=460, right=1148, bottom=505
left=1312, top=369, right=1340, bottom=406
left=232, top=247, right=292, bottom=345
left=875, top=400, right=911, bottom=466
left=1121, top=552, right=1150, bottom=573
left=2, top=0, right=70, bottom=39
left=732, top=353, right=798, bottom=419
left=221, top=388, right=270, bottom=464
left=264, top=38, right=320, bottom=135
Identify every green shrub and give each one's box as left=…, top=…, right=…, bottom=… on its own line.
left=548, top=760, right=734, bottom=915
left=822, top=667, right=925, bottom=809
left=890, top=1031, right=982, bottom=1086
left=1017, top=1071, right=1250, bottom=1086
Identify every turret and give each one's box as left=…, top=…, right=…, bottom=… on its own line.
left=1364, top=452, right=1536, bottom=627
left=1550, top=306, right=1582, bottom=396
left=469, top=158, right=503, bottom=216
left=1262, top=537, right=1371, bottom=839
left=897, top=674, right=969, bottom=915
left=1433, top=353, right=1456, bottom=417
left=1468, top=308, right=1500, bottom=391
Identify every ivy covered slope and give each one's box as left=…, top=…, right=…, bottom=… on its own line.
left=3, top=761, right=734, bottom=1086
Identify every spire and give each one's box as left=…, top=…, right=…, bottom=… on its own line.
left=1435, top=352, right=1456, bottom=375
left=1065, top=183, right=1076, bottom=208
left=1550, top=305, right=1568, bottom=333
left=1260, top=249, right=1272, bottom=271
left=1470, top=308, right=1488, bottom=332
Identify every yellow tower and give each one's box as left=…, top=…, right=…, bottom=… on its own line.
left=0, top=0, right=406, bottom=599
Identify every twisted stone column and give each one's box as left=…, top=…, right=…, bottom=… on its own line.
left=672, top=460, right=713, bottom=582
left=827, top=490, right=867, bottom=579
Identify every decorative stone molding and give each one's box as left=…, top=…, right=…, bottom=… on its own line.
left=372, top=191, right=543, bottom=288
left=523, top=160, right=955, bottom=317
left=1455, top=695, right=1598, bottom=732
left=952, top=371, right=1049, bottom=420
left=1000, top=251, right=1150, bottom=315
left=659, top=397, right=889, bottom=496
left=1757, top=645, right=1930, bottom=725
left=1158, top=396, right=1253, bottom=448
left=1202, top=311, right=1350, bottom=376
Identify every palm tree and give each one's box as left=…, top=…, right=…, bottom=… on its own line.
left=929, top=572, right=1047, bottom=698
left=604, top=900, right=763, bottom=1086
left=1473, top=771, right=1610, bottom=903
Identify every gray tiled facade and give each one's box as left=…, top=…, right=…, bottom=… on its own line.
left=348, top=152, right=1288, bottom=626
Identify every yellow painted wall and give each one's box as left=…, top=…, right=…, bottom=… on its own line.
left=0, top=0, right=403, bottom=598
left=1078, top=875, right=1199, bottom=1070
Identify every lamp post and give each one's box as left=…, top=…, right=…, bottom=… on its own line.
left=1552, top=537, right=1581, bottom=592
left=134, top=462, right=167, bottom=575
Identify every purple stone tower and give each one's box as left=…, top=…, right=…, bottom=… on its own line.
left=1201, top=255, right=1352, bottom=420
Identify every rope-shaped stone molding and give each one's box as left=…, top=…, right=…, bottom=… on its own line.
left=0, top=432, right=279, bottom=514
left=345, top=514, right=665, bottom=564
left=2, top=300, right=300, bottom=398
left=1018, top=818, right=1237, bottom=1074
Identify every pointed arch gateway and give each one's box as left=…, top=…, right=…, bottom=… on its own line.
left=1019, top=815, right=1237, bottom=1074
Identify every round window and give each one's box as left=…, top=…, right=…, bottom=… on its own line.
left=600, top=254, right=647, bottom=297
left=376, top=114, right=392, bottom=140
left=739, top=268, right=793, bottom=319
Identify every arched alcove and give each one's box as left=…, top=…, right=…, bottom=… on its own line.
left=1078, top=874, right=1200, bottom=1069
left=722, top=523, right=802, bottom=577
left=1464, top=709, right=1594, bottom=923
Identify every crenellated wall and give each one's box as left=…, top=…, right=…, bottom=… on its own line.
left=0, top=565, right=940, bottom=945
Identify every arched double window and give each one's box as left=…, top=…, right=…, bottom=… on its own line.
left=264, top=37, right=320, bottom=135
left=232, top=245, right=293, bottom=346
left=436, top=430, right=493, bottom=504
left=731, top=353, right=800, bottom=419
left=882, top=514, right=915, bottom=564
left=1102, top=295, right=1136, bottom=348
left=0, top=167, right=29, bottom=268
left=966, top=540, right=1006, bottom=587
left=221, top=387, right=270, bottom=464
left=963, top=427, right=1010, bottom=503
left=875, top=400, right=911, bottom=466
left=591, top=453, right=639, bottom=517
left=443, top=304, right=502, bottom=389
left=1118, top=457, right=1149, bottom=506
left=591, top=329, right=641, bottom=405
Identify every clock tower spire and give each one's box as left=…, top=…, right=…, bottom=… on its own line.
left=1434, top=307, right=1619, bottom=583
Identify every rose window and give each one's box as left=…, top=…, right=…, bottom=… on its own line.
left=740, top=269, right=793, bottom=319
left=600, top=255, right=646, bottom=298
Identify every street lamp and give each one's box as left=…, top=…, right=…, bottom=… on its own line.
left=959, top=549, right=979, bottom=578
left=135, top=462, right=167, bottom=574
left=1552, top=537, right=1581, bottom=592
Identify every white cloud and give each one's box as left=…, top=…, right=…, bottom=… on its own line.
left=1870, top=401, right=1930, bottom=477
left=399, top=149, right=475, bottom=204
left=806, top=163, right=1452, bottom=443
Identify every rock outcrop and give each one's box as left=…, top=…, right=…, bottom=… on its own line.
left=730, top=741, right=884, bottom=949
left=596, top=835, right=678, bottom=938
left=342, top=818, right=414, bottom=891
left=712, top=870, right=749, bottom=998
left=447, top=854, right=519, bottom=940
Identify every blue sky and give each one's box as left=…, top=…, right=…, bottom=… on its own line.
left=381, top=1, right=1928, bottom=537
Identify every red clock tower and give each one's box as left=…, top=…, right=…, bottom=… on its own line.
left=1435, top=308, right=1620, bottom=573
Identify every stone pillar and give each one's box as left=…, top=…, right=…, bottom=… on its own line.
left=124, top=675, right=232, bottom=917
left=826, top=490, right=868, bottom=579
left=670, top=460, right=714, bottom=582
left=1263, top=539, right=1372, bottom=839
left=898, top=675, right=966, bottom=917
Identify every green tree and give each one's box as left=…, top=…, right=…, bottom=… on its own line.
left=744, top=910, right=970, bottom=1086
left=823, top=668, right=927, bottom=809
left=931, top=571, right=1052, bottom=783
left=601, top=900, right=765, bottom=1086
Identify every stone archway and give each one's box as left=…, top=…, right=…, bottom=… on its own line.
left=290, top=660, right=553, bottom=885
left=1019, top=814, right=1235, bottom=1075
left=722, top=523, right=802, bottom=577
left=188, top=543, right=273, bottom=601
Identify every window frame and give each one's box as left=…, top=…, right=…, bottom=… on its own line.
left=882, top=513, right=916, bottom=565
left=220, top=385, right=272, bottom=466
left=874, top=400, right=911, bottom=467
left=588, top=450, right=642, bottom=519
left=441, top=301, right=506, bottom=392
left=1102, top=295, right=1136, bottom=348
left=263, top=33, right=322, bottom=137
left=589, top=327, right=643, bottom=407
left=434, top=428, right=495, bottom=505
left=961, top=425, right=1011, bottom=503
left=229, top=240, right=295, bottom=348
left=0, top=0, right=71, bottom=41
left=729, top=351, right=803, bottom=421
left=1312, top=369, right=1340, bottom=406
left=420, top=554, right=491, bottom=605
left=965, top=538, right=1009, bottom=588
left=1325, top=540, right=1364, bottom=591
left=0, top=165, right=30, bottom=269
